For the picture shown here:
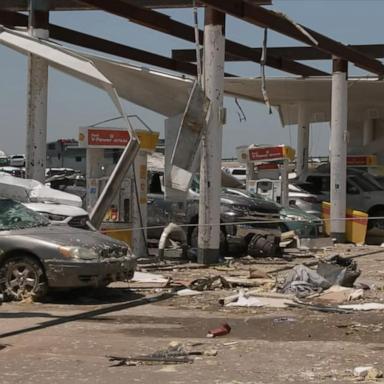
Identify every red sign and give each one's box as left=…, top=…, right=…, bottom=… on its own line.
left=257, top=163, right=279, bottom=170
left=88, top=129, right=129, bottom=147
left=346, top=155, right=375, bottom=166
left=249, top=146, right=284, bottom=161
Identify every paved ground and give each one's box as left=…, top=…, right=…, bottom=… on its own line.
left=1, top=246, right=384, bottom=383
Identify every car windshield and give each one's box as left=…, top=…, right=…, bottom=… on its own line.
left=349, top=175, right=384, bottom=192
left=0, top=199, right=49, bottom=231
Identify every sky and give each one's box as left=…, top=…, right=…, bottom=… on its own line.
left=0, top=0, right=383, bottom=158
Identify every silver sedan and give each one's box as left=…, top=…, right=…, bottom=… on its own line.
left=0, top=199, right=136, bottom=301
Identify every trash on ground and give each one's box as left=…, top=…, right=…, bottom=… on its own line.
left=273, top=317, right=297, bottom=324
left=206, top=322, right=231, bottom=338
left=189, top=275, right=231, bottom=291
left=316, top=286, right=364, bottom=305
left=339, top=303, right=384, bottom=311
left=278, top=256, right=361, bottom=298
left=176, top=288, right=203, bottom=297
left=353, top=366, right=383, bottom=379
left=132, top=272, right=169, bottom=284
left=225, top=291, right=264, bottom=307
left=248, top=268, right=270, bottom=279
left=107, top=343, right=202, bottom=366
left=223, top=290, right=294, bottom=308
left=279, top=265, right=331, bottom=298
left=317, top=255, right=360, bottom=287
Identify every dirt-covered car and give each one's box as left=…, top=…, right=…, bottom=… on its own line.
left=0, top=199, right=136, bottom=301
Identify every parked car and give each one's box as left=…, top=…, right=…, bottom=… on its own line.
left=0, top=172, right=91, bottom=229
left=296, top=167, right=384, bottom=229
left=9, top=154, right=25, bottom=167
left=288, top=184, right=321, bottom=217
left=147, top=171, right=322, bottom=250
left=222, top=167, right=247, bottom=183
left=0, top=199, right=136, bottom=301
left=222, top=188, right=323, bottom=238
left=24, top=202, right=92, bottom=230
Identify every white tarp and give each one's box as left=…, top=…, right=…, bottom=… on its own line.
left=0, top=172, right=82, bottom=207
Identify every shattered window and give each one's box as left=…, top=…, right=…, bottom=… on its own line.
left=0, top=199, right=49, bottom=231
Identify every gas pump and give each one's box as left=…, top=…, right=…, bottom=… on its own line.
left=78, top=126, right=158, bottom=252
left=237, top=144, right=295, bottom=207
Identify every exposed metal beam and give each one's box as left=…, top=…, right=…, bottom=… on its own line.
left=80, top=0, right=329, bottom=76
left=199, top=0, right=384, bottom=75
left=0, top=10, right=201, bottom=77
left=173, top=44, right=384, bottom=62
left=0, top=0, right=271, bottom=11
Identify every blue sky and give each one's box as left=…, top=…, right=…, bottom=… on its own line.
left=0, top=0, right=383, bottom=157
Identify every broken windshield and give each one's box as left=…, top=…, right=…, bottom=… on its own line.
left=0, top=199, right=49, bottom=231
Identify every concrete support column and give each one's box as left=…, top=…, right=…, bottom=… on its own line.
left=246, top=162, right=255, bottom=182
left=132, top=151, right=148, bottom=258
left=296, top=102, right=310, bottom=180
left=198, top=8, right=225, bottom=264
left=330, top=58, right=348, bottom=242
left=363, top=118, right=374, bottom=146
left=26, top=0, right=49, bottom=182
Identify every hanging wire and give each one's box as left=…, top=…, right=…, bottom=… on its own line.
left=235, top=97, right=247, bottom=122
left=260, top=28, right=272, bottom=114
left=192, top=0, right=202, bottom=85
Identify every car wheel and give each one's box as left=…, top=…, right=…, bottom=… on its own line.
left=189, top=226, right=228, bottom=254
left=0, top=255, right=48, bottom=301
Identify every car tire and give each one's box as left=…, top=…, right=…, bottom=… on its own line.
left=189, top=226, right=228, bottom=254
left=0, top=255, right=48, bottom=302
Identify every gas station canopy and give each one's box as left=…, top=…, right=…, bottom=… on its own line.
left=224, top=77, right=384, bottom=126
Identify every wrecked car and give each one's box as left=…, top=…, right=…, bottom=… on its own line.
left=0, top=172, right=91, bottom=230
left=0, top=199, right=136, bottom=301
left=147, top=171, right=322, bottom=251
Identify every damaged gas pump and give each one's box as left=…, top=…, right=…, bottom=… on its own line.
left=79, top=125, right=158, bottom=257
left=237, top=144, right=295, bottom=208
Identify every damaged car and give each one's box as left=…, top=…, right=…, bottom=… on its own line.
left=0, top=199, right=136, bottom=301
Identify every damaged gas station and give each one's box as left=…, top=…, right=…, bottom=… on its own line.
left=2, top=1, right=384, bottom=383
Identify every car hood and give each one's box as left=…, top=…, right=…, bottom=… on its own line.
left=23, top=203, right=88, bottom=217
left=220, top=192, right=280, bottom=214
left=0, top=225, right=129, bottom=251
left=280, top=206, right=320, bottom=222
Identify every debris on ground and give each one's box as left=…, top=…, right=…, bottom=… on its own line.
left=278, top=256, right=361, bottom=298
left=206, top=323, right=231, bottom=338
left=353, top=366, right=383, bottom=379
left=315, top=286, right=364, bottom=305
left=246, top=233, right=283, bottom=258
left=107, top=342, right=212, bottom=366
left=224, top=290, right=294, bottom=308
left=189, top=275, right=231, bottom=291
left=339, top=303, right=384, bottom=311
left=176, top=288, right=203, bottom=297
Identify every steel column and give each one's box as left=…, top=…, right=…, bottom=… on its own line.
left=296, top=102, right=310, bottom=180
left=330, top=58, right=348, bottom=242
left=198, top=8, right=225, bottom=264
left=363, top=118, right=374, bottom=146
left=26, top=0, right=49, bottom=182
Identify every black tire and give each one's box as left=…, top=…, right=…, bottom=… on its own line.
left=189, top=226, right=228, bottom=254
left=0, top=255, right=48, bottom=301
